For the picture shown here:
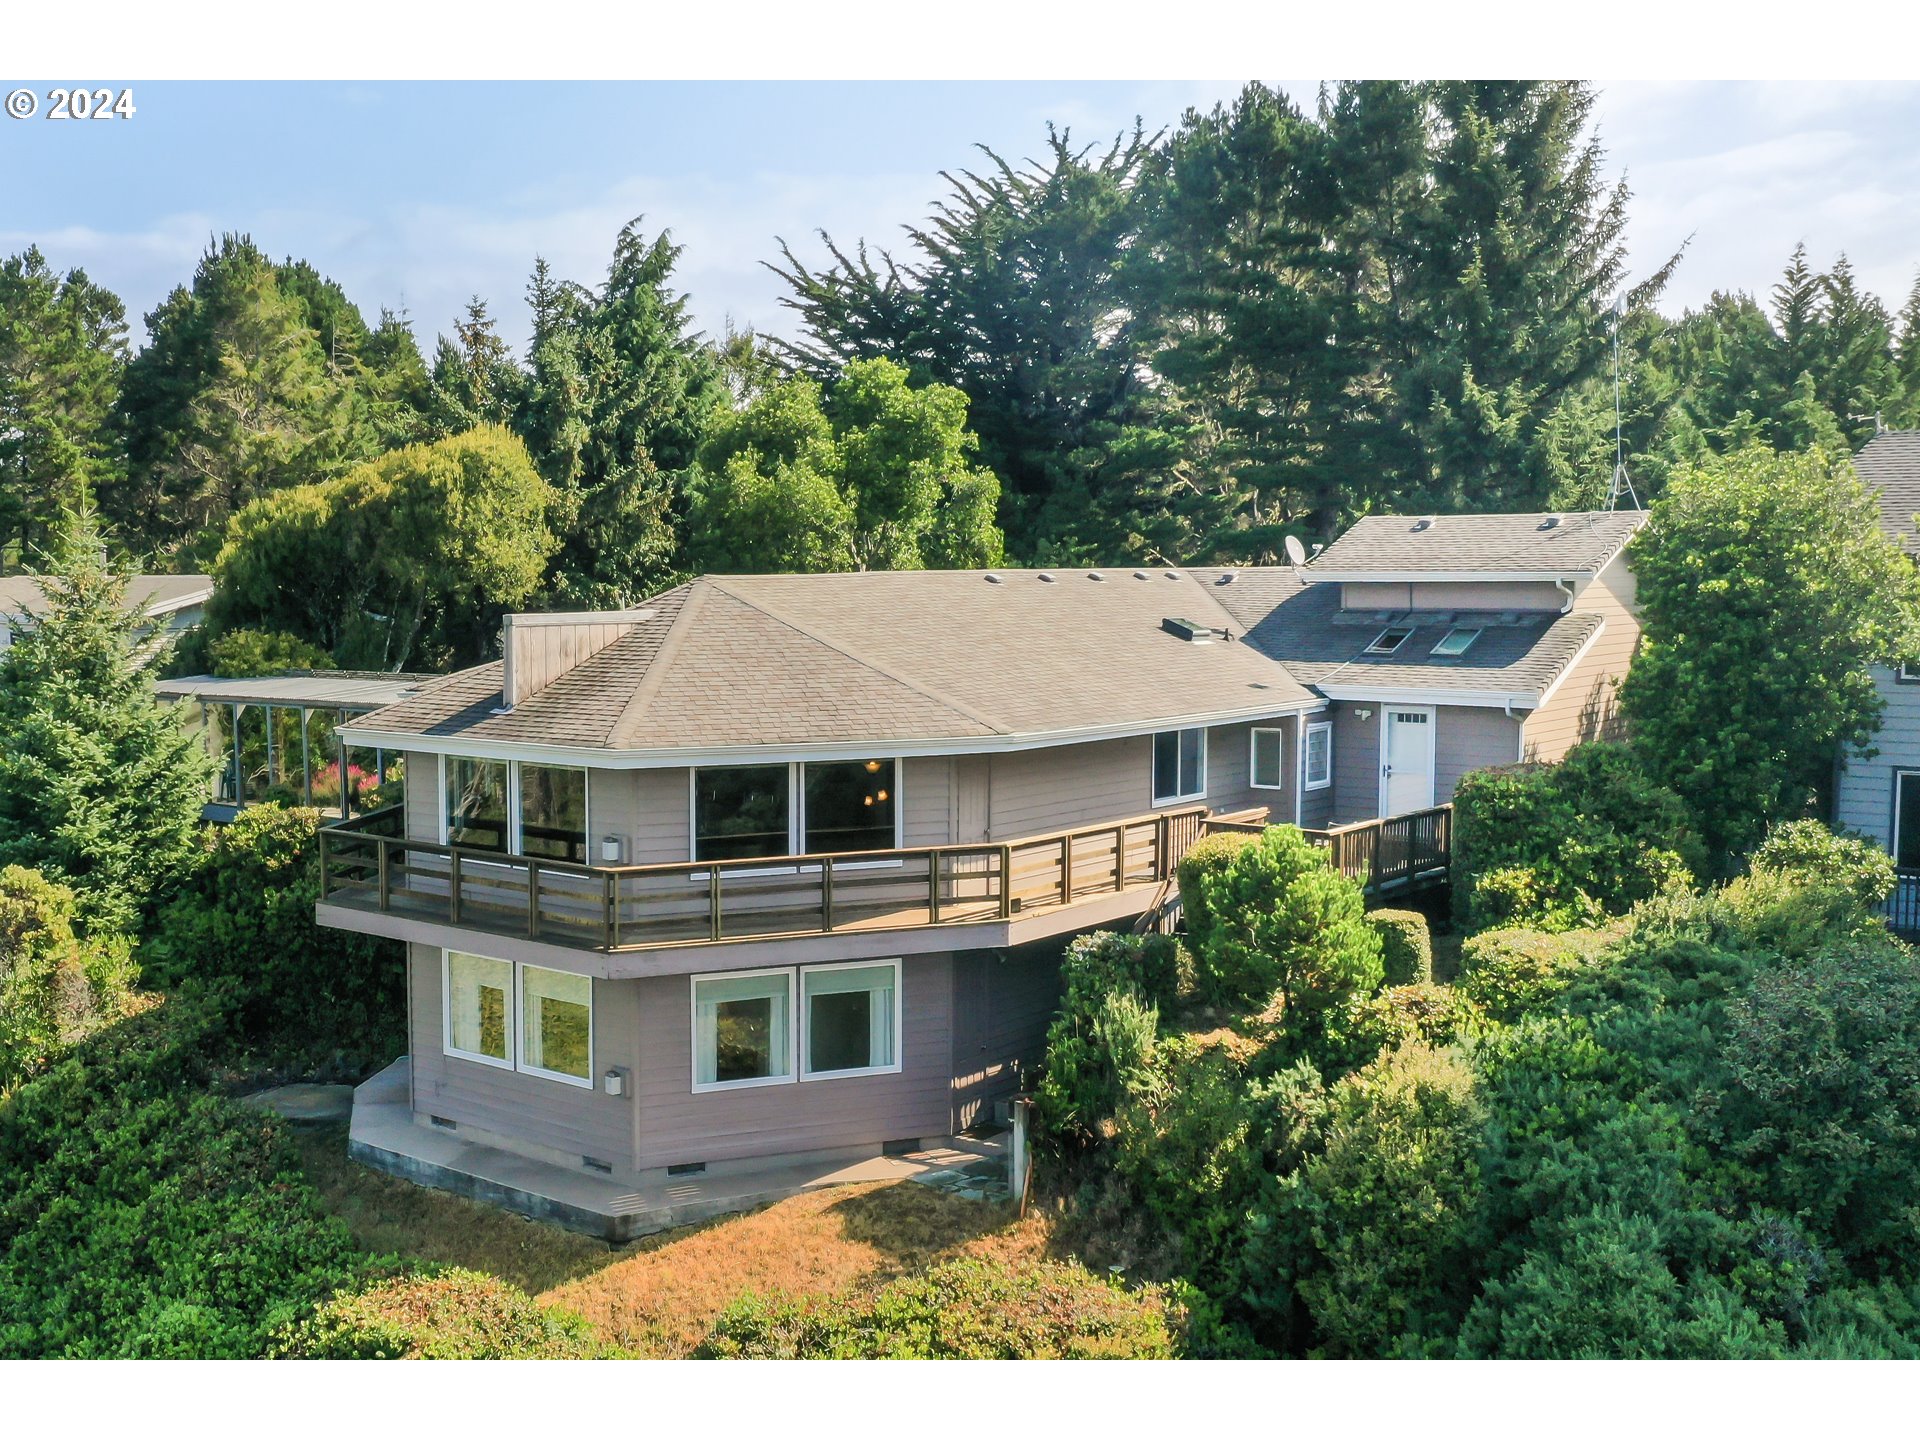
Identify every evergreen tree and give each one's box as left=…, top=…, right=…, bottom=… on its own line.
left=425, top=297, right=526, bottom=434
left=0, top=249, right=129, bottom=565
left=0, top=510, right=214, bottom=932
left=1892, top=274, right=1920, bottom=428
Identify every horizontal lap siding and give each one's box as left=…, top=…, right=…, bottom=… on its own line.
left=903, top=757, right=951, bottom=847
left=951, top=939, right=1066, bottom=1130
left=404, top=751, right=438, bottom=840
left=590, top=767, right=690, bottom=865
left=632, top=952, right=955, bottom=1170
left=1331, top=704, right=1381, bottom=824
left=1207, top=719, right=1297, bottom=825
left=987, top=737, right=1154, bottom=837
left=406, top=941, right=639, bottom=1171
left=1522, top=558, right=1639, bottom=762
left=1436, top=705, right=1522, bottom=800
left=1836, top=666, right=1920, bottom=851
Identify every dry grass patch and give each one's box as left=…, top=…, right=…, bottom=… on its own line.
left=292, top=1124, right=617, bottom=1294
left=543, top=1179, right=1044, bottom=1357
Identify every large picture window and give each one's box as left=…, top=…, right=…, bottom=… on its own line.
left=520, top=964, right=593, bottom=1084
left=519, top=763, right=588, bottom=863
left=804, top=759, right=897, bottom=855
left=1250, top=728, right=1285, bottom=791
left=1152, top=727, right=1206, bottom=804
left=692, top=970, right=794, bottom=1089
left=446, top=757, right=509, bottom=853
left=443, top=950, right=593, bottom=1085
left=693, top=765, right=791, bottom=863
left=802, top=961, right=900, bottom=1079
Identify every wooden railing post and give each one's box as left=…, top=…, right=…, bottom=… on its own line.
left=527, top=857, right=541, bottom=939
left=822, top=855, right=836, bottom=932
left=607, top=873, right=620, bottom=950
left=1112, top=826, right=1125, bottom=892
left=709, top=869, right=723, bottom=942
left=1156, top=814, right=1169, bottom=879
left=377, top=838, right=391, bottom=912
left=1060, top=834, right=1073, bottom=907
left=318, top=828, right=332, bottom=900
left=1000, top=845, right=1014, bottom=919
left=449, top=848, right=463, bottom=925
left=929, top=851, right=942, bottom=923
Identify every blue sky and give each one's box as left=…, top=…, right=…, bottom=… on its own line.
left=7, top=80, right=1920, bottom=355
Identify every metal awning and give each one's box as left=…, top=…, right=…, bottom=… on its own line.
left=155, top=671, right=433, bottom=713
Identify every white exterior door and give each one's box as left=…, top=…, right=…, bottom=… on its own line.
left=1380, top=707, right=1436, bottom=816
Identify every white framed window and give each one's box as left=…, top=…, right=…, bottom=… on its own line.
left=445, top=951, right=514, bottom=1070
left=1305, top=721, right=1333, bottom=791
left=519, top=964, right=594, bottom=1087
left=1899, top=661, right=1920, bottom=683
left=689, top=759, right=904, bottom=864
left=441, top=756, right=589, bottom=862
left=1153, top=727, right=1207, bottom=804
left=801, top=960, right=902, bottom=1080
left=691, top=968, right=796, bottom=1092
left=1250, top=727, right=1286, bottom=791
left=1366, top=626, right=1414, bottom=655
left=443, top=949, right=594, bottom=1085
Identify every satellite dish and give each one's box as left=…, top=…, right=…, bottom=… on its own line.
left=1284, top=535, right=1307, bottom=566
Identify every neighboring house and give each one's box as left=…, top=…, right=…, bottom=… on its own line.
left=313, top=511, right=1646, bottom=1231
left=1833, top=431, right=1920, bottom=909
left=0, top=572, right=212, bottom=657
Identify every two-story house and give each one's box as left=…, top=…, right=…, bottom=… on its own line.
left=315, top=511, right=1645, bottom=1234
left=1834, top=430, right=1920, bottom=925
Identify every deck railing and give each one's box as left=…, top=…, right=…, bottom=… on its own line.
left=1886, top=869, right=1920, bottom=938
left=1203, top=804, right=1454, bottom=892
left=318, top=803, right=1209, bottom=953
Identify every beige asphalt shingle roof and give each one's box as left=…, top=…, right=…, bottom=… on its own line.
left=1306, top=511, right=1645, bottom=576
left=351, top=569, right=1321, bottom=751
left=0, top=573, right=213, bottom=615
left=1855, top=430, right=1920, bottom=556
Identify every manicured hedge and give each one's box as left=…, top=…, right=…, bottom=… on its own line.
left=1368, top=908, right=1433, bottom=986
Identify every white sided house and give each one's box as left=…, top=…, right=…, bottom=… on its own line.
left=315, top=512, right=1646, bottom=1235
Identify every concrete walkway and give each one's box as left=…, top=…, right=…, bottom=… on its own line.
left=348, top=1060, right=1008, bottom=1242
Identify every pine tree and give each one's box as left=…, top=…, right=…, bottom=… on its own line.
left=0, top=509, right=214, bottom=932
left=0, top=248, right=129, bottom=565
left=1891, top=273, right=1920, bottom=428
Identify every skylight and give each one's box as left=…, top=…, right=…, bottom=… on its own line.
left=1431, top=627, right=1483, bottom=657
left=1366, top=626, right=1414, bottom=655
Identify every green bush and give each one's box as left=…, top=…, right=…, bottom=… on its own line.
left=1177, top=830, right=1255, bottom=957
left=1748, top=819, right=1895, bottom=908
left=270, top=1269, right=609, bottom=1358
left=0, top=995, right=365, bottom=1357
left=1035, top=932, right=1180, bottom=1146
left=1277, top=1043, right=1485, bottom=1357
left=1, top=865, right=137, bottom=1087
left=1186, top=825, right=1382, bottom=1015
left=143, top=804, right=403, bottom=1071
left=699, top=1258, right=1177, bottom=1358
left=1456, top=926, right=1616, bottom=1023
left=1368, top=909, right=1432, bottom=985
left=1452, top=743, right=1702, bottom=933
left=1058, top=929, right=1181, bottom=1012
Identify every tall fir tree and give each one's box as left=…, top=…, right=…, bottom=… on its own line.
left=0, top=509, right=214, bottom=932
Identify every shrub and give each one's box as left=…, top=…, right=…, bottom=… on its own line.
left=1456, top=926, right=1617, bottom=1023
left=142, top=805, right=403, bottom=1071
left=1186, top=825, right=1383, bottom=1015
left=1278, top=1043, right=1485, bottom=1356
left=1177, top=831, right=1255, bottom=956
left=1748, top=819, right=1895, bottom=908
left=0, top=995, right=364, bottom=1357
left=1058, top=929, right=1181, bottom=1012
left=0, top=865, right=137, bottom=1087
left=270, top=1269, right=609, bottom=1358
left=1451, top=743, right=1702, bottom=933
left=699, top=1258, right=1177, bottom=1358
left=1035, top=932, right=1180, bottom=1146
left=1368, top=909, right=1432, bottom=985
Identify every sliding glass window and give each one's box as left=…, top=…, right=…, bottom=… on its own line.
left=519, top=764, right=587, bottom=863
left=692, top=970, right=793, bottom=1089
left=693, top=765, right=791, bottom=863
left=446, top=757, right=509, bottom=853
left=803, top=759, right=897, bottom=856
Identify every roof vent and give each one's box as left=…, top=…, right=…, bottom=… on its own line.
left=1162, top=617, right=1228, bottom=644
left=1538, top=514, right=1562, bottom=530
left=1088, top=571, right=1106, bottom=582
left=1037, top=572, right=1056, bottom=583
left=1216, top=572, right=1235, bottom=584
left=1164, top=571, right=1183, bottom=581
left=1133, top=571, right=1150, bottom=580
left=984, top=573, right=1003, bottom=584
left=1410, top=516, right=1436, bottom=533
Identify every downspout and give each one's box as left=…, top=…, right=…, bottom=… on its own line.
left=1554, top=578, right=1576, bottom=614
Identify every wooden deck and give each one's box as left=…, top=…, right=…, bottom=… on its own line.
left=1206, top=804, right=1454, bottom=895
left=319, top=804, right=1209, bottom=954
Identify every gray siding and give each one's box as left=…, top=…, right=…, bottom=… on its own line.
left=902, top=756, right=951, bottom=848
left=1836, top=664, right=1920, bottom=853
left=1331, top=703, right=1382, bottom=824
left=1326, top=702, right=1518, bottom=824
left=407, top=941, right=639, bottom=1171
left=1342, top=580, right=1564, bottom=612
left=987, top=736, right=1154, bottom=837
left=631, top=952, right=955, bottom=1169
left=1522, top=555, right=1640, bottom=761
left=951, top=939, right=1064, bottom=1130
left=591, top=767, right=691, bottom=865
left=404, top=750, right=438, bottom=840
left=1206, top=718, right=1302, bottom=824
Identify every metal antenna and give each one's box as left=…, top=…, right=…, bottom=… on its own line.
left=1607, top=294, right=1642, bottom=512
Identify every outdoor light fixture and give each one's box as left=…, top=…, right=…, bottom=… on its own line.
left=1355, top=708, right=1373, bottom=722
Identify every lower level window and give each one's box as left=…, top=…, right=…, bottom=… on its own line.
left=693, top=969, right=794, bottom=1090
left=802, top=961, right=900, bottom=1078
left=443, top=950, right=592, bottom=1086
